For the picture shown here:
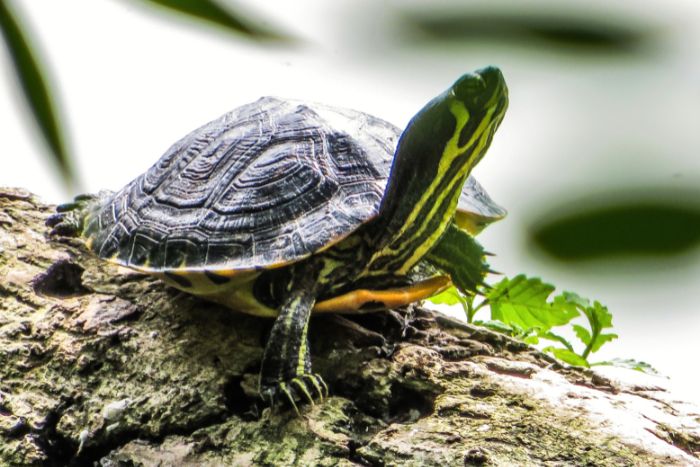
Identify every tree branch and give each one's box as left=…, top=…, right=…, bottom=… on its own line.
left=1, top=187, right=698, bottom=466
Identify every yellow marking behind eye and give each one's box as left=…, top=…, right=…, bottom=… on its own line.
left=313, top=275, right=450, bottom=313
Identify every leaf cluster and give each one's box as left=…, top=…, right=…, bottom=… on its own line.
left=430, top=274, right=651, bottom=373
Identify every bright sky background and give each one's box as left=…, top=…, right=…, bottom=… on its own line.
left=2, top=0, right=699, bottom=404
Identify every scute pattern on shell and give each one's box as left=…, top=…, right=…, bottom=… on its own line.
left=458, top=177, right=507, bottom=218
left=83, top=97, right=400, bottom=271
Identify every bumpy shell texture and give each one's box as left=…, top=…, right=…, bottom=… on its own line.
left=83, top=97, right=400, bottom=271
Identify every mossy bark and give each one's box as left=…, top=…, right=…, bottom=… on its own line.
left=1, top=187, right=699, bottom=466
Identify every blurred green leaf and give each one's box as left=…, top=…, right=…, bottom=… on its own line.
left=486, top=275, right=580, bottom=332
left=138, top=0, right=286, bottom=40
left=592, top=358, right=659, bottom=375
left=401, top=10, right=653, bottom=54
left=0, top=0, right=75, bottom=189
left=531, top=194, right=700, bottom=261
left=543, top=347, right=590, bottom=367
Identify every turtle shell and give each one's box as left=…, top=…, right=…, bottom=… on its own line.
left=83, top=97, right=502, bottom=273
left=458, top=176, right=506, bottom=219
left=83, top=97, right=399, bottom=271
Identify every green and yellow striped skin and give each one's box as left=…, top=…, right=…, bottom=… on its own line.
left=367, top=67, right=508, bottom=277
left=48, top=67, right=508, bottom=412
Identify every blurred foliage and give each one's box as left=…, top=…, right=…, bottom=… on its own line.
left=592, top=358, right=658, bottom=374
left=0, top=0, right=74, bottom=188
left=0, top=0, right=286, bottom=191
left=530, top=190, right=700, bottom=260
left=136, top=0, right=284, bottom=40
left=399, top=10, right=653, bottom=54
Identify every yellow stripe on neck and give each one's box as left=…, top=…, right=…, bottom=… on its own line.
left=368, top=101, right=496, bottom=275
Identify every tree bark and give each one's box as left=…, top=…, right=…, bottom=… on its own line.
left=1, top=186, right=699, bottom=466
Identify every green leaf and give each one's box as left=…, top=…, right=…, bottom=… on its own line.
left=427, top=223, right=489, bottom=295
left=560, top=291, right=590, bottom=309
left=581, top=301, right=617, bottom=357
left=486, top=275, right=579, bottom=332
left=572, top=324, right=592, bottom=347
left=477, top=320, right=520, bottom=336
left=522, top=335, right=540, bottom=345
left=538, top=330, right=574, bottom=351
left=543, top=347, right=590, bottom=367
left=476, top=319, right=542, bottom=341
left=0, top=0, right=75, bottom=188
left=592, top=358, right=659, bottom=375
left=138, top=0, right=286, bottom=40
left=588, top=301, right=614, bottom=330
left=428, top=287, right=462, bottom=306
left=589, top=332, right=618, bottom=354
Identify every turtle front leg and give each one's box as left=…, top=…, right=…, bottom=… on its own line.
left=259, top=261, right=328, bottom=412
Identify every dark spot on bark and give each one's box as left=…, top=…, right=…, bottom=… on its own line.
left=33, top=260, right=90, bottom=297
left=347, top=309, right=410, bottom=342
left=388, top=382, right=436, bottom=424
left=223, top=375, right=260, bottom=421
left=5, top=417, right=29, bottom=438
left=33, top=401, right=78, bottom=466
left=464, top=447, right=490, bottom=465
left=470, top=385, right=496, bottom=398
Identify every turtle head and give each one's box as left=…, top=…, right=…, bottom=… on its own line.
left=369, top=67, right=508, bottom=275
left=449, top=66, right=508, bottom=163
left=406, top=66, right=508, bottom=174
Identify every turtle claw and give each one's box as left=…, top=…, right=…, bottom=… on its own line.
left=261, top=373, right=328, bottom=414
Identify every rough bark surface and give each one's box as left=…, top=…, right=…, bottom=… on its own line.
left=1, top=186, right=699, bottom=466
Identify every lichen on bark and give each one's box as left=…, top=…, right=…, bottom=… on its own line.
left=1, top=187, right=699, bottom=466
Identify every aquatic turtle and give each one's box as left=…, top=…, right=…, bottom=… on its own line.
left=48, top=66, right=508, bottom=410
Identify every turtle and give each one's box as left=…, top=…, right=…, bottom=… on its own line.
left=47, top=66, right=509, bottom=410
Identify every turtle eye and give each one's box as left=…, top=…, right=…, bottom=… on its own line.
left=451, top=74, right=486, bottom=103
left=452, top=67, right=507, bottom=111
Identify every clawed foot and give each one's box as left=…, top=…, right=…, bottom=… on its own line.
left=260, top=373, right=329, bottom=414
left=46, top=194, right=96, bottom=237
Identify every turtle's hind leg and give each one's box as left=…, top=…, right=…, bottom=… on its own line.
left=46, top=192, right=104, bottom=237
left=259, top=260, right=328, bottom=412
